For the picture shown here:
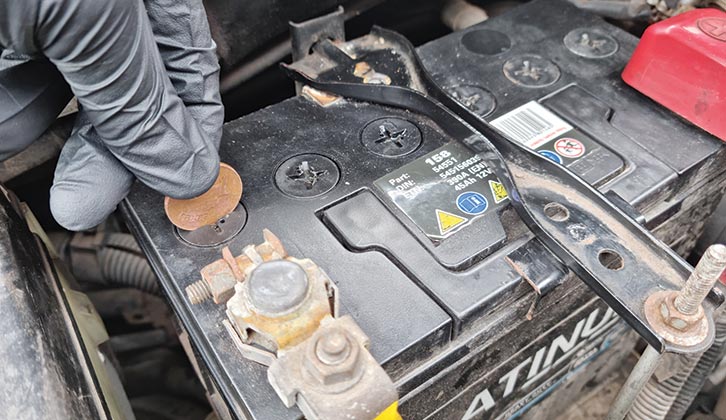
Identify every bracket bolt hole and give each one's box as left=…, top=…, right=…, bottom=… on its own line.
left=544, top=202, right=570, bottom=222
left=598, top=249, right=624, bottom=271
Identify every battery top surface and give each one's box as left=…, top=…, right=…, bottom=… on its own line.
left=122, top=1, right=722, bottom=418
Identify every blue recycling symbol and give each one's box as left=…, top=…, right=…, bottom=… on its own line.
left=456, top=192, right=489, bottom=215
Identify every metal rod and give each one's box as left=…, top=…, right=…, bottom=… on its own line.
left=607, top=345, right=662, bottom=420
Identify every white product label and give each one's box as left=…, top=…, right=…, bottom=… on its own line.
left=490, top=101, right=573, bottom=148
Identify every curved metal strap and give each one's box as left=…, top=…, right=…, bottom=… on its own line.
left=281, top=27, right=720, bottom=353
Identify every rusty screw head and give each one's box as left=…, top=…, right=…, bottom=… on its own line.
left=304, top=328, right=362, bottom=389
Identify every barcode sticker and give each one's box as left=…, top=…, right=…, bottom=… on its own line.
left=490, top=101, right=572, bottom=148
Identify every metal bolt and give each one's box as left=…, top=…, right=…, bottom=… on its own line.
left=186, top=279, right=212, bottom=304
left=316, top=330, right=351, bottom=365
left=674, top=244, right=726, bottom=315
left=304, top=325, right=362, bottom=387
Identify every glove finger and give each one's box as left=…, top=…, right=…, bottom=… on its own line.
left=0, top=55, right=72, bottom=160
left=32, top=0, right=219, bottom=199
left=144, top=0, right=224, bottom=148
left=50, top=113, right=133, bottom=231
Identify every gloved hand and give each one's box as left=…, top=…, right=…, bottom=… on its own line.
left=0, top=0, right=224, bottom=231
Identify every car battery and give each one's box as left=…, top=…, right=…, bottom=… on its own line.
left=121, top=0, right=726, bottom=418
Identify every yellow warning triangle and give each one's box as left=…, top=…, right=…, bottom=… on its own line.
left=489, top=180, right=509, bottom=203
left=436, top=209, right=467, bottom=235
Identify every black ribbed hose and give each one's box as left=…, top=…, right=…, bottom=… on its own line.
left=626, top=354, right=701, bottom=420
left=666, top=318, right=726, bottom=419
left=98, top=233, right=159, bottom=295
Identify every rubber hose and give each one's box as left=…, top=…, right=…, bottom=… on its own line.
left=98, top=233, right=159, bottom=295
left=626, top=354, right=700, bottom=420
left=666, top=318, right=726, bottom=419
left=105, top=232, right=143, bottom=253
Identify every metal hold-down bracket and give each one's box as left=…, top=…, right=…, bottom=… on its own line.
left=281, top=27, right=723, bottom=354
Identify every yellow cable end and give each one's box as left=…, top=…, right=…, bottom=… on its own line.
left=374, top=401, right=403, bottom=420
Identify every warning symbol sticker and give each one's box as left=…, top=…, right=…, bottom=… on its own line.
left=374, top=142, right=510, bottom=241
left=436, top=209, right=468, bottom=235
left=554, top=138, right=585, bottom=158
left=488, top=180, right=509, bottom=203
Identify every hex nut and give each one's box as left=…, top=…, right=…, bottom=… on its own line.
left=645, top=290, right=710, bottom=348
left=198, top=259, right=238, bottom=304
left=660, top=293, right=704, bottom=332
left=304, top=328, right=363, bottom=389
left=267, top=315, right=398, bottom=419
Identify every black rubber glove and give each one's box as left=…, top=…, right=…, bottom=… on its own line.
left=0, top=0, right=224, bottom=230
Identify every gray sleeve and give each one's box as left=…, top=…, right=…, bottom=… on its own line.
left=0, top=0, right=223, bottom=199
left=0, top=57, right=72, bottom=160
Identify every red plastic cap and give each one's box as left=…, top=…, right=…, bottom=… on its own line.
left=622, top=9, right=726, bottom=141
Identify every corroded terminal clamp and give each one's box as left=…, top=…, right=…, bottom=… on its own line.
left=187, top=230, right=398, bottom=419
left=223, top=234, right=339, bottom=365
left=185, top=229, right=289, bottom=305
left=268, top=315, right=401, bottom=420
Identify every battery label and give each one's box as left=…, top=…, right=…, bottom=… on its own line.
left=374, top=142, right=508, bottom=240
left=490, top=101, right=597, bottom=166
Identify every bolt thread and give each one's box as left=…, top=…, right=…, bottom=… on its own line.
left=186, top=280, right=212, bottom=304
left=674, top=244, right=726, bottom=315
